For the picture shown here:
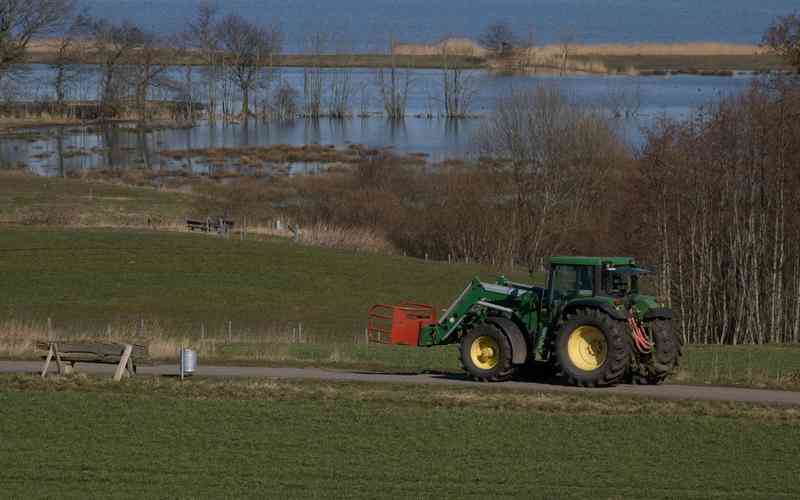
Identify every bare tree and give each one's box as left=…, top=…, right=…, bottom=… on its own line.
left=763, top=12, right=800, bottom=73
left=87, top=18, right=145, bottom=117
left=477, top=84, right=625, bottom=266
left=478, top=21, right=517, bottom=56
left=49, top=13, right=89, bottom=107
left=637, top=82, right=800, bottom=345
left=186, top=1, right=222, bottom=120
left=128, top=31, right=181, bottom=121
left=217, top=14, right=282, bottom=118
left=0, top=0, right=76, bottom=79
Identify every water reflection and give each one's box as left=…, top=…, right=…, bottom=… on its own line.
left=0, top=72, right=761, bottom=177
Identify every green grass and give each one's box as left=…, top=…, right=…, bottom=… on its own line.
left=0, top=226, right=516, bottom=339
left=1, top=376, right=799, bottom=499
left=184, top=342, right=800, bottom=390
left=675, top=344, right=800, bottom=389
left=2, top=224, right=799, bottom=389
left=0, top=171, right=193, bottom=226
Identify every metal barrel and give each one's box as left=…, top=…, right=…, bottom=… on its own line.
left=180, top=348, right=197, bottom=375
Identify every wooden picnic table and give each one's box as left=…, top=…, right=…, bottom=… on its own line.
left=186, top=216, right=235, bottom=235
left=37, top=341, right=149, bottom=381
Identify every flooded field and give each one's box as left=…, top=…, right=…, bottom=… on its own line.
left=1, top=68, right=759, bottom=177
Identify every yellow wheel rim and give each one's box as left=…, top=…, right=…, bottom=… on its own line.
left=470, top=335, right=499, bottom=370
left=567, top=326, right=608, bottom=371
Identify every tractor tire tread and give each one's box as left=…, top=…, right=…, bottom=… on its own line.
left=555, top=308, right=630, bottom=387
left=459, top=323, right=515, bottom=382
left=631, top=319, right=682, bottom=385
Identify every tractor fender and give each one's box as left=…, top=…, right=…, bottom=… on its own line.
left=562, top=300, right=627, bottom=321
left=487, top=317, right=528, bottom=365
left=643, top=308, right=673, bottom=321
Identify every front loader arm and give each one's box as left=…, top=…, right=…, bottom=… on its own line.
left=419, top=278, right=530, bottom=346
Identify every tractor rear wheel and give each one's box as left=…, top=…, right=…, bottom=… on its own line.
left=631, top=319, right=682, bottom=385
left=460, top=323, right=515, bottom=382
left=555, top=309, right=630, bottom=387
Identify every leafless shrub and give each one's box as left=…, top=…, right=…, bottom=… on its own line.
left=440, top=40, right=479, bottom=117
left=302, top=32, right=325, bottom=119
left=272, top=80, right=298, bottom=120
left=476, top=84, right=629, bottom=267
left=327, top=66, right=355, bottom=118
left=376, top=36, right=413, bottom=119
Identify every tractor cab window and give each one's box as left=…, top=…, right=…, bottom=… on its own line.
left=551, top=265, right=594, bottom=299
left=603, top=268, right=641, bottom=297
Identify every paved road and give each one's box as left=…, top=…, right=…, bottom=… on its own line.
left=2, top=360, right=799, bottom=406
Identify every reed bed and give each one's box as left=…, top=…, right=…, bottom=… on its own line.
left=246, top=222, right=396, bottom=254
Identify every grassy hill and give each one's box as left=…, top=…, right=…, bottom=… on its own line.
left=0, top=226, right=513, bottom=339
left=1, top=172, right=799, bottom=389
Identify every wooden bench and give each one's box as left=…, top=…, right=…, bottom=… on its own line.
left=38, top=341, right=149, bottom=381
left=186, top=216, right=235, bottom=235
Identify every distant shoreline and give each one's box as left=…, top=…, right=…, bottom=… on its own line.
left=23, top=39, right=789, bottom=75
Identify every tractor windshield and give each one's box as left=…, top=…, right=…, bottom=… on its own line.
left=551, top=265, right=595, bottom=299
left=603, top=266, right=651, bottom=297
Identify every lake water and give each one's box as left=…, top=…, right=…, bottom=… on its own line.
left=0, top=67, right=759, bottom=177
left=79, top=0, right=798, bottom=50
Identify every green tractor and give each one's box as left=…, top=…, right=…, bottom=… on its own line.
left=368, top=256, right=681, bottom=387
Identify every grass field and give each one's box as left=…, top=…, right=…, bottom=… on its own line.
left=0, top=170, right=193, bottom=227
left=1, top=173, right=799, bottom=390
left=0, top=226, right=510, bottom=338
left=1, top=375, right=799, bottom=499
left=1, top=225, right=799, bottom=389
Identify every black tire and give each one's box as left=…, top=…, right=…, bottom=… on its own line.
left=630, top=319, right=682, bottom=385
left=555, top=308, right=630, bottom=387
left=459, top=323, right=515, bottom=382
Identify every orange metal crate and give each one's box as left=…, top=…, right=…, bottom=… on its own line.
left=367, top=303, right=438, bottom=346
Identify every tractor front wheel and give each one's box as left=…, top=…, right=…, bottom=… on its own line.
left=555, top=309, right=630, bottom=387
left=459, top=323, right=515, bottom=382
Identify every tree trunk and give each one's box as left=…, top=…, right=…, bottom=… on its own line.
left=241, top=85, right=250, bottom=117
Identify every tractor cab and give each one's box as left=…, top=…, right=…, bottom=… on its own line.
left=545, top=257, right=651, bottom=297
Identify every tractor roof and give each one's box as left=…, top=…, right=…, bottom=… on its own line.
left=547, top=256, right=636, bottom=267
